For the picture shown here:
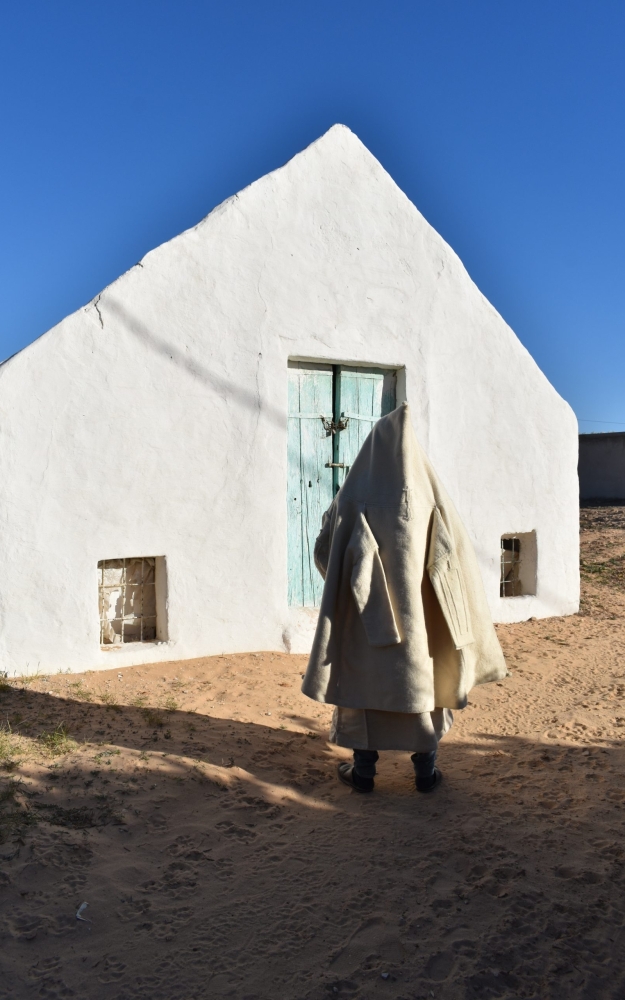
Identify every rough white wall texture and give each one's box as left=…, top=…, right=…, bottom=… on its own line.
left=0, top=125, right=579, bottom=675
left=579, top=433, right=625, bottom=500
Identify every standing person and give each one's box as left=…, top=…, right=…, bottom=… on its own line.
left=301, top=403, right=506, bottom=793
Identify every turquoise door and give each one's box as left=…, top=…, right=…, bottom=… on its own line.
left=287, top=363, right=334, bottom=607
left=333, top=366, right=397, bottom=492
left=287, top=363, right=397, bottom=607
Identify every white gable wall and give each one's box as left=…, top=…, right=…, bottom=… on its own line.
left=0, top=126, right=579, bottom=674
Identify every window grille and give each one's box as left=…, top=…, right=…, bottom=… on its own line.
left=500, top=537, right=522, bottom=597
left=98, top=557, right=157, bottom=644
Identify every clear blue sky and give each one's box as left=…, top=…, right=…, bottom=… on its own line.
left=1, top=2, right=624, bottom=430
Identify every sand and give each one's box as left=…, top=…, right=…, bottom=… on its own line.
left=1, top=505, right=625, bottom=999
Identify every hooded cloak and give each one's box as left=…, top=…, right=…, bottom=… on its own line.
left=301, top=403, right=506, bottom=714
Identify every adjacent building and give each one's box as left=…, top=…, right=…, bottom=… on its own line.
left=579, top=432, right=625, bottom=502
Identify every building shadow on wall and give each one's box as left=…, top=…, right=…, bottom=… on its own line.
left=105, top=297, right=285, bottom=430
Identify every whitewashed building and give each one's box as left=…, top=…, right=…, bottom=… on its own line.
left=0, top=125, right=579, bottom=675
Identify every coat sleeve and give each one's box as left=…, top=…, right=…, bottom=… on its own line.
left=313, top=502, right=335, bottom=580
left=348, top=513, right=401, bottom=647
left=427, top=507, right=474, bottom=649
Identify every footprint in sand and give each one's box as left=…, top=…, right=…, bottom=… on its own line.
left=423, top=949, right=455, bottom=982
left=165, top=834, right=195, bottom=855
left=330, top=916, right=405, bottom=976
left=97, top=956, right=126, bottom=983
left=30, top=834, right=93, bottom=871
left=142, top=860, right=200, bottom=898
left=152, top=905, right=194, bottom=940
left=60, top=871, right=87, bottom=895
left=149, top=812, right=168, bottom=830
left=28, top=955, right=61, bottom=979
left=215, top=819, right=257, bottom=842
left=6, top=912, right=43, bottom=941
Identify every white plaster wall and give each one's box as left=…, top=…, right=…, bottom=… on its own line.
left=0, top=125, right=579, bottom=675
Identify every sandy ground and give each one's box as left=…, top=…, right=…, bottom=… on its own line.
left=2, top=506, right=625, bottom=999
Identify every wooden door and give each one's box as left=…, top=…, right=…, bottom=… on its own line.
left=287, top=363, right=334, bottom=607
left=333, top=366, right=397, bottom=492
left=287, top=363, right=397, bottom=607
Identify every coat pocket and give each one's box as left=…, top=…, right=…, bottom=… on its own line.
left=349, top=513, right=401, bottom=647
left=427, top=507, right=474, bottom=649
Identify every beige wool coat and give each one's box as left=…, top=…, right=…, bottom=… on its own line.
left=301, top=403, right=507, bottom=713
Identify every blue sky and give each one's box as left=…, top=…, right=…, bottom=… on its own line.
left=1, top=1, right=624, bottom=430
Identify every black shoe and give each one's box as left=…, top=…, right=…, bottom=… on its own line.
left=416, top=767, right=442, bottom=793
left=338, top=762, right=374, bottom=793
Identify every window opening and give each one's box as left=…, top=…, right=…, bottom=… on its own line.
left=500, top=537, right=521, bottom=597
left=99, top=557, right=157, bottom=644
left=500, top=532, right=537, bottom=598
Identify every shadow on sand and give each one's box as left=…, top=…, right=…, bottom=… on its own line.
left=2, top=686, right=625, bottom=1000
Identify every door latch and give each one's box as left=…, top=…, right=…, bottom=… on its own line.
left=320, top=415, right=350, bottom=435
left=325, top=462, right=345, bottom=468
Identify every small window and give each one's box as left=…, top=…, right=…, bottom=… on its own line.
left=500, top=532, right=537, bottom=598
left=99, top=557, right=161, bottom=644
left=500, top=538, right=521, bottom=596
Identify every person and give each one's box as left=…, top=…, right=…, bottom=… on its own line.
left=301, top=403, right=507, bottom=793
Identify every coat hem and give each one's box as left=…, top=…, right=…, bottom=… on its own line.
left=301, top=688, right=468, bottom=713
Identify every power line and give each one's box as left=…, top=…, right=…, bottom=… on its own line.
left=579, top=419, right=625, bottom=426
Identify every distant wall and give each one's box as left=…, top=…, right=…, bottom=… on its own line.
left=579, top=433, right=625, bottom=501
